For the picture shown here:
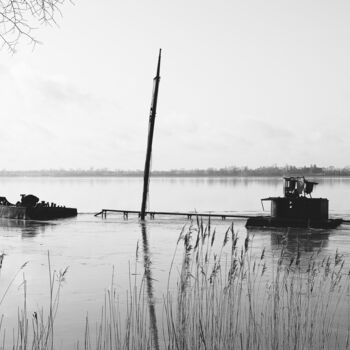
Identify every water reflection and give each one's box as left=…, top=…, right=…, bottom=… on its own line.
left=315, top=177, right=350, bottom=186
left=155, top=177, right=283, bottom=188
left=140, top=222, right=159, bottom=350
left=160, top=176, right=350, bottom=189
left=0, top=219, right=54, bottom=237
left=247, top=227, right=331, bottom=264
left=270, top=228, right=330, bottom=255
left=253, top=227, right=329, bottom=255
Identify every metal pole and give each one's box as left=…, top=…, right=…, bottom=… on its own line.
left=140, top=49, right=162, bottom=220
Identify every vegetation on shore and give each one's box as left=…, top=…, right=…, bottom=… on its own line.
left=1, top=164, right=350, bottom=177
left=0, top=222, right=349, bottom=349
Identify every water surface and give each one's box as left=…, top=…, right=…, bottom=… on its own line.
left=0, top=176, right=349, bottom=346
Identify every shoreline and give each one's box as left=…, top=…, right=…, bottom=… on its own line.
left=0, top=174, right=349, bottom=178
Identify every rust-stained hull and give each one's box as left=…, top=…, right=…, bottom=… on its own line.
left=246, top=216, right=342, bottom=229
left=0, top=205, right=77, bottom=220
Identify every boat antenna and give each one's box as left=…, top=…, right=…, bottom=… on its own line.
left=140, top=49, right=162, bottom=220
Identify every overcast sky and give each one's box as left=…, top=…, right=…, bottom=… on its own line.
left=1, top=0, right=349, bottom=170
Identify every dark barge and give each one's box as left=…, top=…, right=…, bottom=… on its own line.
left=0, top=194, right=77, bottom=220
left=246, top=177, right=342, bottom=229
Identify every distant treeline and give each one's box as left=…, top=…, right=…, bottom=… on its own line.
left=0, top=165, right=350, bottom=177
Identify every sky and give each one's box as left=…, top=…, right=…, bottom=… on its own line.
left=1, top=0, right=350, bottom=170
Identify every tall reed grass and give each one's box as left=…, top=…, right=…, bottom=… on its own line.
left=0, top=252, right=68, bottom=350
left=161, top=221, right=350, bottom=350
left=1, top=221, right=349, bottom=349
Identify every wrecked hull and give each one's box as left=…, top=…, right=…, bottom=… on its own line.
left=0, top=205, right=77, bottom=220
left=246, top=216, right=343, bottom=229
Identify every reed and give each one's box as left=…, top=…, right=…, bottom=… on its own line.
left=81, top=221, right=349, bottom=349
left=161, top=222, right=350, bottom=350
left=0, top=252, right=68, bottom=350
left=1, top=221, right=349, bottom=349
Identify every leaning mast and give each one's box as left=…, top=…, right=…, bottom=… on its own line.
left=140, top=49, right=162, bottom=220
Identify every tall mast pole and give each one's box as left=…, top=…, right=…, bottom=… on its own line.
left=140, top=49, right=162, bottom=220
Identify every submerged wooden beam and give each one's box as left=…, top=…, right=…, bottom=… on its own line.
left=95, top=209, right=257, bottom=220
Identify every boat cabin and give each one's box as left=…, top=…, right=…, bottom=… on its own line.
left=262, top=177, right=328, bottom=220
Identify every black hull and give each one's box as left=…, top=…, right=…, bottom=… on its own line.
left=0, top=205, right=77, bottom=220
left=246, top=216, right=342, bottom=229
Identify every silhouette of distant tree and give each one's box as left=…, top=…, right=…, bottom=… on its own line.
left=0, top=0, right=68, bottom=52
left=0, top=165, right=349, bottom=177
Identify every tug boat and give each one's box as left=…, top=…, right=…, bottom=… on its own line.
left=0, top=194, right=77, bottom=220
left=246, top=177, right=342, bottom=229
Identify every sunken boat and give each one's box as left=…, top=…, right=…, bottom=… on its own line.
left=0, top=194, right=77, bottom=220
left=246, top=177, right=342, bottom=229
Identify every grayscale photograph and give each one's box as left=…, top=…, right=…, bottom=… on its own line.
left=0, top=1, right=349, bottom=349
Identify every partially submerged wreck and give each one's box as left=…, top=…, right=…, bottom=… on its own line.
left=246, top=177, right=342, bottom=229
left=0, top=194, right=77, bottom=220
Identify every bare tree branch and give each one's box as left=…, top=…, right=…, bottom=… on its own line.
left=0, top=0, right=69, bottom=52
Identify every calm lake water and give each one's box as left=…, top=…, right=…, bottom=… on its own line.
left=0, top=176, right=350, bottom=347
